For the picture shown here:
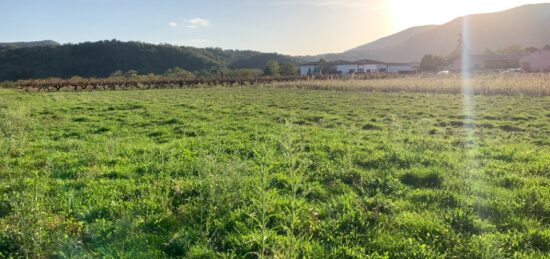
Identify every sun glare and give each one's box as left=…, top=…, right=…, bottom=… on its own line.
left=387, top=0, right=543, bottom=31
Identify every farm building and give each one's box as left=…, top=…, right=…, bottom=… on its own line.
left=299, top=62, right=319, bottom=76
left=453, top=54, right=524, bottom=71
left=299, top=60, right=416, bottom=76
left=520, top=50, right=550, bottom=72
left=386, top=63, right=417, bottom=73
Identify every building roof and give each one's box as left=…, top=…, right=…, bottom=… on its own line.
left=331, top=60, right=357, bottom=65
left=385, top=62, right=415, bottom=66
left=354, top=59, right=385, bottom=65
left=300, top=60, right=356, bottom=66
left=300, top=61, right=320, bottom=66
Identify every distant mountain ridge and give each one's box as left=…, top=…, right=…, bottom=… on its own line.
left=313, top=3, right=550, bottom=62
left=0, top=40, right=60, bottom=49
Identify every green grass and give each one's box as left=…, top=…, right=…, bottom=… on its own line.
left=0, top=87, right=549, bottom=258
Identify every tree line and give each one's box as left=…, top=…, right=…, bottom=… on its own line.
left=108, top=60, right=297, bottom=81
left=0, top=61, right=298, bottom=88
left=420, top=44, right=550, bottom=72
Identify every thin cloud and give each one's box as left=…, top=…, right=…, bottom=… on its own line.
left=168, top=22, right=178, bottom=27
left=186, top=18, right=210, bottom=29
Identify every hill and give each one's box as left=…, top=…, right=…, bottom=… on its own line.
left=318, top=3, right=550, bottom=62
left=304, top=25, right=437, bottom=62
left=0, top=40, right=296, bottom=81
left=0, top=40, right=60, bottom=49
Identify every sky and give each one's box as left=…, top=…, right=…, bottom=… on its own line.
left=0, top=0, right=548, bottom=55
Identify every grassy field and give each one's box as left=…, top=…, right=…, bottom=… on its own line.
left=0, top=86, right=549, bottom=258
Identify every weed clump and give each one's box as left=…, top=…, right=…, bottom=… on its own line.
left=159, top=118, right=181, bottom=125
left=163, top=229, right=200, bottom=257
left=522, top=229, right=550, bottom=252
left=0, top=200, right=12, bottom=218
left=0, top=230, right=21, bottom=257
left=445, top=208, right=480, bottom=235
left=362, top=123, right=382, bottom=131
left=92, top=127, right=110, bottom=134
left=400, top=170, right=443, bottom=189
left=499, top=124, right=524, bottom=132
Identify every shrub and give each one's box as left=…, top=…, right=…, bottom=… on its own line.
left=0, top=81, right=17, bottom=89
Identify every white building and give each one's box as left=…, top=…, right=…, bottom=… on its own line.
left=386, top=63, right=416, bottom=73
left=299, top=62, right=318, bottom=76
left=300, top=59, right=416, bottom=76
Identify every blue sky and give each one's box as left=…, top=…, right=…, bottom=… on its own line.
left=0, top=0, right=547, bottom=55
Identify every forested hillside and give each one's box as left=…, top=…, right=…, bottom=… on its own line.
left=0, top=40, right=60, bottom=49
left=0, top=40, right=296, bottom=81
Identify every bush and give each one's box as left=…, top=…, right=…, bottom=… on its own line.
left=0, top=81, right=17, bottom=88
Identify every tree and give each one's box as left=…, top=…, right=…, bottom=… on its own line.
left=420, top=54, right=446, bottom=72
left=110, top=70, right=124, bottom=77
left=165, top=67, right=195, bottom=79
left=263, top=60, right=280, bottom=76
left=126, top=70, right=138, bottom=78
left=0, top=80, right=16, bottom=88
left=233, top=69, right=263, bottom=79
left=525, top=47, right=538, bottom=53
left=110, top=70, right=138, bottom=79
left=280, top=63, right=298, bottom=76
left=446, top=34, right=463, bottom=64
left=497, top=45, right=523, bottom=55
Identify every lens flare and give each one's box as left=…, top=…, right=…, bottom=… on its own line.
left=461, top=15, right=479, bottom=212
left=462, top=16, right=473, bottom=115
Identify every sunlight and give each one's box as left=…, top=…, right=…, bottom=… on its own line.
left=388, top=0, right=469, bottom=30
left=387, top=0, right=543, bottom=31
left=461, top=16, right=475, bottom=151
